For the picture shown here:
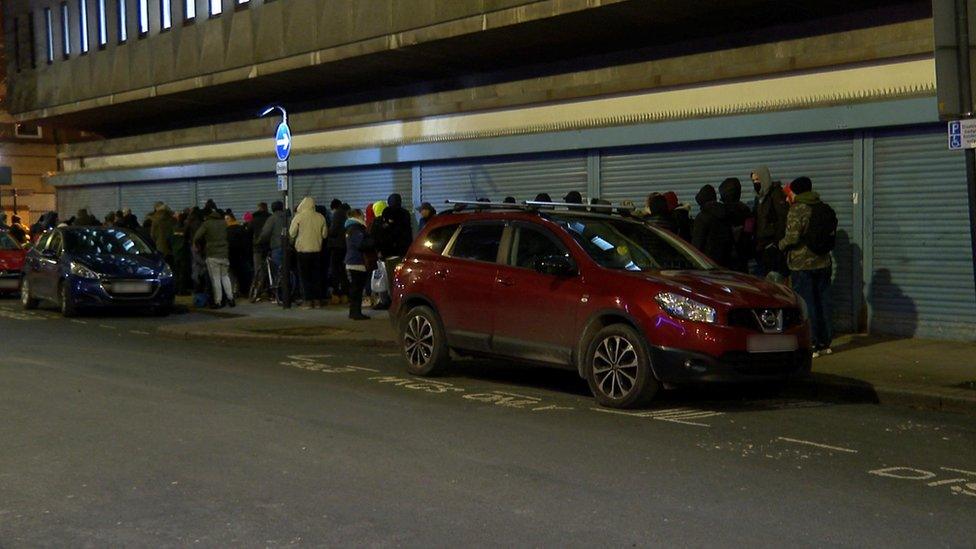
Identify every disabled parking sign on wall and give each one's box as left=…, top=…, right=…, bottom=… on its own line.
left=947, top=119, right=976, bottom=150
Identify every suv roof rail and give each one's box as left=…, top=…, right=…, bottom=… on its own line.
left=444, top=199, right=636, bottom=214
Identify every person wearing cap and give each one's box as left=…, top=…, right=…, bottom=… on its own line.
left=563, top=191, right=586, bottom=212
left=534, top=193, right=552, bottom=203
left=417, top=202, right=437, bottom=230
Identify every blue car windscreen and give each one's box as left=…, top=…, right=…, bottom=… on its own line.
left=65, top=229, right=154, bottom=256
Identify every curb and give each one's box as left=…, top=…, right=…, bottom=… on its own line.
left=156, top=324, right=399, bottom=348
left=788, top=375, right=976, bottom=415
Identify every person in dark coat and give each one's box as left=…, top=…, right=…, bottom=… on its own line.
left=719, top=177, right=753, bottom=273
left=226, top=212, right=253, bottom=297
left=644, top=193, right=677, bottom=233
left=344, top=209, right=371, bottom=321
left=417, top=202, right=436, bottom=230
left=692, top=184, right=735, bottom=268
left=751, top=166, right=789, bottom=277
left=326, top=199, right=349, bottom=304
left=248, top=203, right=271, bottom=301
left=662, top=191, right=692, bottom=240
left=379, top=193, right=413, bottom=258
left=74, top=208, right=100, bottom=227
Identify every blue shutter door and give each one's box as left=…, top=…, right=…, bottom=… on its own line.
left=871, top=129, right=976, bottom=339
left=57, top=184, right=119, bottom=221
left=196, top=174, right=279, bottom=217
left=600, top=136, right=856, bottom=331
left=420, top=154, right=588, bottom=209
left=292, top=166, right=412, bottom=213
left=119, top=180, right=194, bottom=219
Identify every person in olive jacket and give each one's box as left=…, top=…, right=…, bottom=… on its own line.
left=751, top=165, right=789, bottom=277
left=193, top=210, right=234, bottom=308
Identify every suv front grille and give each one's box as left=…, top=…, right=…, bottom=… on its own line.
left=727, top=308, right=802, bottom=332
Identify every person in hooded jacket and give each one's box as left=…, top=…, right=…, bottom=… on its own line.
left=248, top=202, right=271, bottom=301
left=193, top=209, right=234, bottom=308
left=660, top=191, right=692, bottom=241
left=751, top=166, right=789, bottom=277
left=326, top=199, right=349, bottom=304
left=719, top=177, right=753, bottom=273
left=150, top=203, right=177, bottom=268
left=226, top=212, right=253, bottom=297
left=379, top=193, right=413, bottom=258
left=289, top=196, right=328, bottom=308
left=644, top=193, right=677, bottom=233
left=258, top=201, right=289, bottom=301
left=344, top=209, right=371, bottom=321
left=691, top=184, right=735, bottom=268
left=779, top=176, right=834, bottom=356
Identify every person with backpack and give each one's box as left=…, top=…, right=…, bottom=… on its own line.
left=779, top=176, right=837, bottom=357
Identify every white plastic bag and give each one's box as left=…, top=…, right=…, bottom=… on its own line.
left=371, top=261, right=388, bottom=293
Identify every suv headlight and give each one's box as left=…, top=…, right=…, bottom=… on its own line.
left=655, top=292, right=717, bottom=324
left=69, top=261, right=100, bottom=279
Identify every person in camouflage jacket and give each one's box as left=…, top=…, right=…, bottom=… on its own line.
left=779, top=177, right=833, bottom=355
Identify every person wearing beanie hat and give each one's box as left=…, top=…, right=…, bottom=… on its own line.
left=779, top=176, right=835, bottom=357
left=719, top=177, right=753, bottom=273
left=692, top=183, right=735, bottom=268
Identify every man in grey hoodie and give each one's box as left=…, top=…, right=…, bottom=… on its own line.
left=751, top=166, right=789, bottom=277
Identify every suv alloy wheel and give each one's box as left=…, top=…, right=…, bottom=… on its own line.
left=585, top=324, right=658, bottom=408
left=400, top=305, right=450, bottom=376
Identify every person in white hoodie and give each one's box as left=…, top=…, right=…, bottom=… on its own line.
left=289, top=196, right=327, bottom=308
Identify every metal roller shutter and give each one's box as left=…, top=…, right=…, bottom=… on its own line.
left=120, top=180, right=195, bottom=219
left=57, top=185, right=119, bottom=221
left=601, top=136, right=856, bottom=331
left=871, top=129, right=976, bottom=339
left=420, top=154, right=588, bottom=210
left=196, top=174, right=279, bottom=218
left=292, top=166, right=412, bottom=213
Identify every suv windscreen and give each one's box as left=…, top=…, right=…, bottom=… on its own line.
left=550, top=215, right=714, bottom=271
left=64, top=228, right=154, bottom=256
left=0, top=232, right=19, bottom=250
left=449, top=223, right=504, bottom=263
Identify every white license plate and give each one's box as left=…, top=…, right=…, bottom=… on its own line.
left=0, top=279, right=20, bottom=290
left=111, top=281, right=152, bottom=294
left=747, top=334, right=799, bottom=353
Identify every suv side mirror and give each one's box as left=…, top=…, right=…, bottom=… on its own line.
left=534, top=255, right=576, bottom=277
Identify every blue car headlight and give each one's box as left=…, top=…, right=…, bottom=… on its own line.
left=69, top=261, right=101, bottom=280
left=654, top=292, right=717, bottom=324
left=160, top=263, right=173, bottom=278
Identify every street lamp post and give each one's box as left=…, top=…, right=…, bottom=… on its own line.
left=259, top=105, right=293, bottom=309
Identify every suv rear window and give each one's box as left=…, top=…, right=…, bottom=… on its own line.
left=449, top=223, right=504, bottom=263
left=420, top=224, right=458, bottom=255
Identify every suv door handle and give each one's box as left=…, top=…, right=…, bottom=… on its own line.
left=495, top=276, right=514, bottom=287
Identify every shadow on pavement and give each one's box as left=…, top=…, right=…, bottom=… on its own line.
left=445, top=357, right=881, bottom=412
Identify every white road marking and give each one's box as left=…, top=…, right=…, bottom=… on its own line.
left=777, top=437, right=858, bottom=454
left=70, top=319, right=87, bottom=324
left=590, top=407, right=718, bottom=427
left=378, top=353, right=401, bottom=357
left=941, top=466, right=976, bottom=477
left=129, top=330, right=151, bottom=335
left=928, top=478, right=969, bottom=487
left=98, top=324, right=117, bottom=330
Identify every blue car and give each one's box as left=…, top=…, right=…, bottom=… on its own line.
left=21, top=226, right=176, bottom=317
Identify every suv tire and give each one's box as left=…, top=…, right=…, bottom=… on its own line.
left=400, top=305, right=450, bottom=376
left=585, top=324, right=658, bottom=408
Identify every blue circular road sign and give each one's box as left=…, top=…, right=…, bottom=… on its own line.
left=275, top=122, right=292, bottom=161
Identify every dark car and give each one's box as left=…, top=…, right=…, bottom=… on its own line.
left=0, top=229, right=27, bottom=295
left=21, top=226, right=176, bottom=316
left=390, top=204, right=812, bottom=409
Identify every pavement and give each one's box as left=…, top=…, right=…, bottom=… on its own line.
left=1, top=301, right=974, bottom=545
left=159, top=296, right=976, bottom=416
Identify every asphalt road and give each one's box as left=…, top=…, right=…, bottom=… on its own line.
left=1, top=299, right=975, bottom=547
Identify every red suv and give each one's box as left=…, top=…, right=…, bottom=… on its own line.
left=390, top=204, right=812, bottom=408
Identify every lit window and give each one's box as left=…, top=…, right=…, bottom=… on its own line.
left=96, top=0, right=107, bottom=46
left=78, top=0, right=89, bottom=53
left=60, top=2, right=71, bottom=58
left=44, top=8, right=54, bottom=63
left=184, top=0, right=195, bottom=20
left=160, top=0, right=172, bottom=29
left=117, top=0, right=127, bottom=42
left=137, top=0, right=148, bottom=34
left=209, top=0, right=221, bottom=16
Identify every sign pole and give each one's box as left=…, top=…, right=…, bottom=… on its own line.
left=955, top=0, right=976, bottom=304
left=261, top=104, right=294, bottom=309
